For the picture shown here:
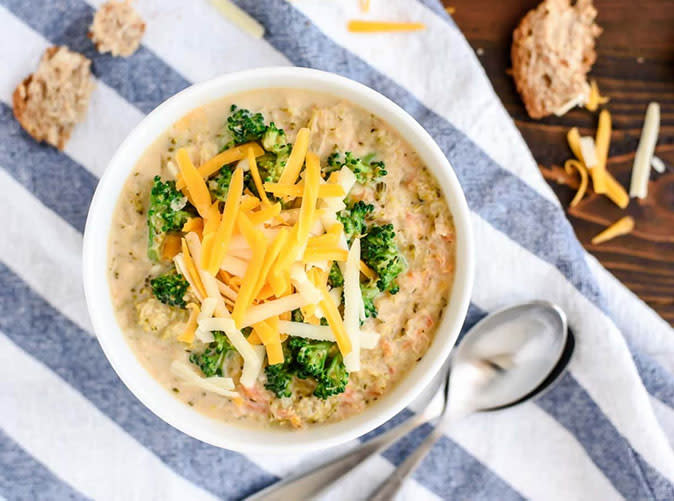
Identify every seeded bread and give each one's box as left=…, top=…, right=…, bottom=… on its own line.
left=12, top=46, right=95, bottom=150
left=511, top=0, right=602, bottom=119
left=89, top=0, right=145, bottom=57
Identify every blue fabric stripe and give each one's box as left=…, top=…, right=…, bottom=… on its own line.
left=538, top=372, right=674, bottom=500
left=0, top=0, right=190, bottom=114
left=0, top=103, right=95, bottom=233
left=629, top=348, right=674, bottom=409
left=462, top=304, right=673, bottom=499
left=383, top=422, right=525, bottom=500
left=0, top=262, right=276, bottom=500
left=235, top=0, right=604, bottom=312
left=0, top=428, right=89, bottom=501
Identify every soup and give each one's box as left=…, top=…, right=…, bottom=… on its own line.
left=108, top=89, right=455, bottom=428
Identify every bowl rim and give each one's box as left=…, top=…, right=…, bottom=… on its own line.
left=82, top=67, right=474, bottom=454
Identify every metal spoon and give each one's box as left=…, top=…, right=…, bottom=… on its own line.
left=246, top=301, right=573, bottom=501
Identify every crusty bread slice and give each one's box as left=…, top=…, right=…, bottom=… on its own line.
left=13, top=46, right=95, bottom=150
left=89, top=0, right=146, bottom=58
left=512, top=0, right=602, bottom=119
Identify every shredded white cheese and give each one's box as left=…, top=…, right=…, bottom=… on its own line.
left=651, top=155, right=666, bottom=174
left=553, top=93, right=585, bottom=116
left=630, top=102, right=660, bottom=199
left=170, top=361, right=238, bottom=398
left=241, top=293, right=312, bottom=327
left=220, top=255, right=248, bottom=277
left=289, top=264, right=321, bottom=304
left=195, top=297, right=217, bottom=343
left=579, top=136, right=598, bottom=168
left=277, top=321, right=335, bottom=341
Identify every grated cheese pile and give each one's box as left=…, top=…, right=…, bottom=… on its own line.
left=166, top=131, right=379, bottom=396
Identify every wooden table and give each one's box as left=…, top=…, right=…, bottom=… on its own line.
left=445, top=0, right=674, bottom=325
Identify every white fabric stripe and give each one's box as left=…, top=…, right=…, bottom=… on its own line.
left=85, top=0, right=290, bottom=81
left=317, top=454, right=442, bottom=501
left=0, top=6, right=145, bottom=178
left=469, top=214, right=674, bottom=482
left=652, top=397, right=674, bottom=450
left=447, top=403, right=623, bottom=500
left=291, top=0, right=559, bottom=205
left=585, top=253, right=674, bottom=374
left=0, top=170, right=91, bottom=332
left=0, top=332, right=217, bottom=501
left=0, top=169, right=307, bottom=482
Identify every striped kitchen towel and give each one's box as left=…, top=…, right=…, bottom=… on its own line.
left=1, top=0, right=673, bottom=499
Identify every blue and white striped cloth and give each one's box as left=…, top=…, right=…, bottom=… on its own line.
left=1, top=0, right=673, bottom=499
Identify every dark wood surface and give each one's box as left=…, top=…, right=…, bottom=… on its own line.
left=444, top=0, right=674, bottom=325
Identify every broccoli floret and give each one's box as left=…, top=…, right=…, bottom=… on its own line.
left=361, top=283, right=379, bottom=319
left=314, top=351, right=349, bottom=399
left=257, top=150, right=289, bottom=184
left=227, top=105, right=267, bottom=145
left=291, top=309, right=304, bottom=323
left=294, top=340, right=333, bottom=380
left=327, top=152, right=387, bottom=185
left=261, top=123, right=290, bottom=155
left=327, top=262, right=344, bottom=288
left=207, top=167, right=234, bottom=201
left=147, top=176, right=191, bottom=262
left=264, top=362, right=294, bottom=398
left=264, top=341, right=295, bottom=398
left=189, top=331, right=235, bottom=377
left=150, top=270, right=189, bottom=308
left=337, top=200, right=374, bottom=243
left=264, top=336, right=349, bottom=400
left=361, top=224, right=406, bottom=294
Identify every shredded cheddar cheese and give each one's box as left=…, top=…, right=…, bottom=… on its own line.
left=278, top=128, right=310, bottom=186
left=176, top=142, right=264, bottom=189
left=347, top=20, right=425, bottom=32
left=161, top=234, right=182, bottom=261
left=591, top=216, right=635, bottom=244
left=182, top=217, right=203, bottom=238
left=207, top=168, right=243, bottom=275
left=176, top=149, right=212, bottom=217
left=264, top=183, right=346, bottom=199
left=247, top=146, right=270, bottom=206
left=177, top=303, right=201, bottom=344
left=249, top=202, right=281, bottom=225
left=181, top=238, right=207, bottom=299
left=564, top=159, right=589, bottom=208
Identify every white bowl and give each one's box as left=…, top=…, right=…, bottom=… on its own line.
left=82, top=67, right=474, bottom=454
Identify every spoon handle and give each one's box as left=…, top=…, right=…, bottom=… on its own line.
left=368, top=427, right=444, bottom=501
left=244, top=413, right=426, bottom=501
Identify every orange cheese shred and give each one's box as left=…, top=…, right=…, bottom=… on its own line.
left=591, top=216, right=635, bottom=245
left=264, top=183, right=346, bottom=199
left=278, top=128, right=310, bottom=186
left=567, top=127, right=583, bottom=162
left=177, top=303, right=200, bottom=344
left=347, top=20, right=425, bottom=32
left=253, top=317, right=283, bottom=365
left=360, top=260, right=376, bottom=280
left=176, top=142, right=264, bottom=189
left=303, top=248, right=349, bottom=263
left=182, top=217, right=204, bottom=239
left=249, top=202, right=281, bottom=226
left=247, top=330, right=262, bottom=345
left=307, top=233, right=340, bottom=249
left=206, top=168, right=244, bottom=275
left=247, top=146, right=270, bottom=206
left=231, top=212, right=268, bottom=328
left=181, top=238, right=207, bottom=299
left=564, top=159, right=589, bottom=208
left=317, top=274, right=351, bottom=356
left=176, top=148, right=212, bottom=217
left=161, top=234, right=182, bottom=261
left=253, top=228, right=290, bottom=300
left=603, top=171, right=630, bottom=209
